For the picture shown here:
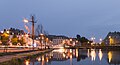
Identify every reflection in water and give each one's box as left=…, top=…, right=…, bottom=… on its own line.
left=108, top=51, right=112, bottom=63
left=36, top=57, right=41, bottom=62
left=25, top=59, right=30, bottom=65
left=53, top=48, right=65, bottom=53
left=90, top=49, right=96, bottom=61
left=70, top=49, right=72, bottom=53
left=42, top=55, right=45, bottom=65
left=70, top=54, right=73, bottom=65
left=87, top=49, right=90, bottom=57
left=76, top=49, right=78, bottom=58
left=46, top=57, right=49, bottom=62
left=98, top=49, right=103, bottom=61
left=23, top=49, right=120, bottom=65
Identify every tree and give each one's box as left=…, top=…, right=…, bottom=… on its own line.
left=80, top=37, right=89, bottom=43
left=101, top=42, right=105, bottom=46
left=1, top=33, right=9, bottom=52
left=76, top=34, right=81, bottom=41
left=18, top=37, right=26, bottom=46
left=11, top=35, right=18, bottom=45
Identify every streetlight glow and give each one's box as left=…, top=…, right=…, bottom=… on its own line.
left=23, top=18, right=29, bottom=23
left=100, top=38, right=102, bottom=41
left=0, top=31, right=3, bottom=33
left=6, top=31, right=9, bottom=34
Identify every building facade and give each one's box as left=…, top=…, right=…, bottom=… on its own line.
left=104, top=31, right=120, bottom=45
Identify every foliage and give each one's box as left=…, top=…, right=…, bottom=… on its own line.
left=1, top=33, right=9, bottom=45
left=101, top=42, right=105, bottom=46
left=18, top=37, right=26, bottom=45
left=76, top=34, right=81, bottom=41
left=80, top=37, right=89, bottom=43
left=76, top=34, right=89, bottom=43
left=11, top=35, right=18, bottom=45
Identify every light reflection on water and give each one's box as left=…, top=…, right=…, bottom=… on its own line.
left=24, top=49, right=120, bottom=65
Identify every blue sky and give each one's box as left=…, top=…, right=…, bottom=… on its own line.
left=0, top=0, right=120, bottom=41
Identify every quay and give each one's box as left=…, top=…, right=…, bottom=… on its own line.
left=65, top=46, right=120, bottom=50
left=0, top=48, right=53, bottom=65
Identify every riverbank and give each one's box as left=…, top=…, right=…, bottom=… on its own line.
left=65, top=46, right=120, bottom=50
left=0, top=49, right=53, bottom=65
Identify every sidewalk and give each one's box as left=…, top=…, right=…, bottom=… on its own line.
left=0, top=49, right=53, bottom=63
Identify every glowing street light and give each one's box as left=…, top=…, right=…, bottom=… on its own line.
left=91, top=37, right=95, bottom=45
left=23, top=18, right=29, bottom=23
left=100, top=38, right=102, bottom=42
left=1, top=31, right=3, bottom=33
left=99, top=38, right=102, bottom=44
left=6, top=31, right=9, bottom=34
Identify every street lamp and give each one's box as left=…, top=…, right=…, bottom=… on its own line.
left=23, top=16, right=36, bottom=50
left=91, top=37, right=95, bottom=45
left=1, top=31, right=3, bottom=33
left=99, top=38, right=102, bottom=44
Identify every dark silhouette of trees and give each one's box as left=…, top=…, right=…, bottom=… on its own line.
left=76, top=34, right=91, bottom=46
left=76, top=34, right=81, bottom=42
left=1, top=32, right=9, bottom=52
left=80, top=37, right=89, bottom=43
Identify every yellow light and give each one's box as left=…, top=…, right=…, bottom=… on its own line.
left=63, top=53, right=66, bottom=58
left=87, top=49, right=90, bottom=57
left=23, top=18, right=29, bottom=23
left=62, top=40, right=65, bottom=44
left=100, top=38, right=102, bottom=41
left=25, top=34, right=29, bottom=37
left=70, top=54, right=72, bottom=59
left=76, top=49, right=78, bottom=58
left=88, top=41, right=90, bottom=44
left=25, top=60, right=30, bottom=65
left=6, top=31, right=9, bottom=34
left=70, top=39, right=72, bottom=41
left=46, top=38, right=49, bottom=42
left=109, top=36, right=111, bottom=38
left=108, top=51, right=112, bottom=63
left=70, top=49, right=72, bottom=53
left=42, top=55, right=44, bottom=61
left=110, top=38, right=114, bottom=45
left=46, top=57, right=49, bottom=62
left=1, top=31, right=3, bottom=33
left=59, top=48, right=65, bottom=53
left=98, top=49, right=103, bottom=61
left=91, top=49, right=96, bottom=61
left=76, top=41, right=78, bottom=43
left=40, top=33, right=44, bottom=36
left=37, top=57, right=41, bottom=62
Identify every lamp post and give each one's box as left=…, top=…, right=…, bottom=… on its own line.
left=23, top=16, right=36, bottom=50
left=91, top=37, right=95, bottom=46
left=99, top=38, right=102, bottom=45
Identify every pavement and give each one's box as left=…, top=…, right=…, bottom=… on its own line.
left=0, top=49, right=52, bottom=63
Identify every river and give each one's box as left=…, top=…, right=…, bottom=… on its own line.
left=23, top=49, right=120, bottom=65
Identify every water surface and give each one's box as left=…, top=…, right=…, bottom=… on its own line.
left=24, top=49, right=120, bottom=65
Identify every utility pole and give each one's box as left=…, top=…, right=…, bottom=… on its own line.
left=23, top=15, right=36, bottom=50
left=31, top=16, right=35, bottom=50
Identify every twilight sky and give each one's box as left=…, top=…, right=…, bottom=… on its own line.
left=0, top=0, right=120, bottom=41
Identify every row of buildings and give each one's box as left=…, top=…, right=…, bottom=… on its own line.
left=0, top=28, right=79, bottom=48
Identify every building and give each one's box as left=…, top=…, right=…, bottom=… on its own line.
left=47, top=35, right=69, bottom=45
left=104, top=31, right=120, bottom=45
